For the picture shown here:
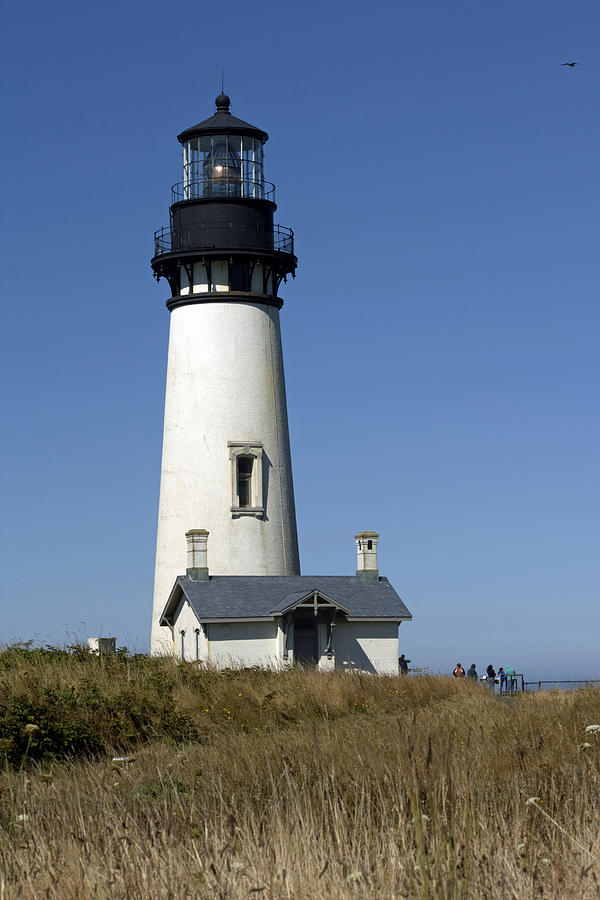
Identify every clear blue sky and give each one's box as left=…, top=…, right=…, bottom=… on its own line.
left=1, top=1, right=598, bottom=679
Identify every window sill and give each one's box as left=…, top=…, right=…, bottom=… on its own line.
left=231, top=506, right=264, bottom=518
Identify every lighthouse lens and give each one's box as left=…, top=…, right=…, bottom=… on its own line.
left=183, top=135, right=264, bottom=200
left=203, top=138, right=241, bottom=196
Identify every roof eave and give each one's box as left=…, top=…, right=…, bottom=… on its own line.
left=159, top=579, right=185, bottom=626
left=345, top=615, right=413, bottom=623
left=191, top=616, right=276, bottom=624
left=177, top=113, right=268, bottom=144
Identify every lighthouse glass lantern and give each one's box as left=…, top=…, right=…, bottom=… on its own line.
left=182, top=134, right=264, bottom=199
left=149, top=93, right=300, bottom=653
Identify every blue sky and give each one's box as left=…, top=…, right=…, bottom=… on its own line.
left=1, top=0, right=598, bottom=679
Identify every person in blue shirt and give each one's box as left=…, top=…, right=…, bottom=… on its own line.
left=498, top=667, right=506, bottom=693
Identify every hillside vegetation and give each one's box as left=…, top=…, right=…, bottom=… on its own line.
left=1, top=645, right=599, bottom=898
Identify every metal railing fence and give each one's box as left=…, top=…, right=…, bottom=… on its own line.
left=153, top=222, right=294, bottom=257
left=524, top=679, right=600, bottom=691
left=172, top=177, right=276, bottom=203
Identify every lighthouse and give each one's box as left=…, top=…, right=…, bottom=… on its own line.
left=150, top=94, right=300, bottom=653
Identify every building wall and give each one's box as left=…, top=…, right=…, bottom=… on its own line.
left=173, top=597, right=209, bottom=662
left=332, top=621, right=399, bottom=675
left=168, top=604, right=400, bottom=675
left=151, top=300, right=300, bottom=653
left=207, top=621, right=279, bottom=668
left=169, top=606, right=278, bottom=668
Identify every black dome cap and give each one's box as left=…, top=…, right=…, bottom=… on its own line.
left=177, top=95, right=268, bottom=144
left=215, top=92, right=231, bottom=111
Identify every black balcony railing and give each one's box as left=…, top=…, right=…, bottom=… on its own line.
left=153, top=223, right=294, bottom=257
left=171, top=177, right=276, bottom=203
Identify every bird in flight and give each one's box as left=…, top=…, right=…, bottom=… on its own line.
left=561, top=62, right=580, bottom=67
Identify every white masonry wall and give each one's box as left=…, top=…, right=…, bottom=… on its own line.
left=168, top=604, right=279, bottom=667
left=151, top=300, right=300, bottom=653
left=167, top=605, right=400, bottom=674
left=333, top=621, right=399, bottom=675
left=173, top=597, right=209, bottom=662
left=206, top=621, right=279, bottom=668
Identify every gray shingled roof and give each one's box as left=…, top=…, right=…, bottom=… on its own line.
left=160, top=575, right=412, bottom=625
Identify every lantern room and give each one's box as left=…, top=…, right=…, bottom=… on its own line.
left=177, top=92, right=269, bottom=200
left=151, top=93, right=296, bottom=306
left=181, top=133, right=265, bottom=200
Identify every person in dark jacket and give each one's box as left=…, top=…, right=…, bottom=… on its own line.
left=453, top=663, right=465, bottom=677
left=486, top=664, right=496, bottom=680
left=467, top=663, right=478, bottom=680
left=399, top=654, right=410, bottom=674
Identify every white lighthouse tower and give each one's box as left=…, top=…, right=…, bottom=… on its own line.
left=150, top=94, right=300, bottom=653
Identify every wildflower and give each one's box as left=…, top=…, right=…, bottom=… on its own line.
left=112, top=756, right=135, bottom=770
left=231, top=861, right=244, bottom=871
left=526, top=797, right=541, bottom=806
left=585, top=725, right=600, bottom=735
left=23, top=724, right=39, bottom=736
left=238, top=692, right=242, bottom=696
left=579, top=742, right=592, bottom=751
left=346, top=872, right=362, bottom=881
left=16, top=814, right=29, bottom=823
left=540, top=858, right=551, bottom=865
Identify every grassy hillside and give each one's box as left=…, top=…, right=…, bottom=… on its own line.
left=1, top=646, right=599, bottom=897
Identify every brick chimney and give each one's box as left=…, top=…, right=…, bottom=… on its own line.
left=186, top=529, right=209, bottom=582
left=355, top=532, right=379, bottom=584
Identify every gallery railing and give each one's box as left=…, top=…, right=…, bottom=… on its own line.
left=171, top=177, right=276, bottom=203
left=153, top=223, right=294, bottom=257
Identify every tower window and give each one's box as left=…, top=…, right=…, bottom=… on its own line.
left=180, top=629, right=185, bottom=660
left=367, top=540, right=373, bottom=550
left=228, top=441, right=264, bottom=517
left=230, top=261, right=250, bottom=292
left=237, top=456, right=253, bottom=507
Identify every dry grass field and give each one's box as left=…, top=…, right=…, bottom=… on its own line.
left=1, top=646, right=599, bottom=898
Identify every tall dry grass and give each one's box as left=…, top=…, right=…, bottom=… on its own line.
left=1, top=650, right=599, bottom=897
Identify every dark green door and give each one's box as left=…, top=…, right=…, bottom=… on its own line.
left=294, top=618, right=318, bottom=665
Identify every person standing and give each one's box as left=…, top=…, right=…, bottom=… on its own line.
left=498, top=667, right=506, bottom=693
left=505, top=664, right=517, bottom=693
left=453, top=663, right=465, bottom=677
left=486, top=664, right=497, bottom=693
left=467, top=663, right=478, bottom=680
left=399, top=654, right=410, bottom=674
